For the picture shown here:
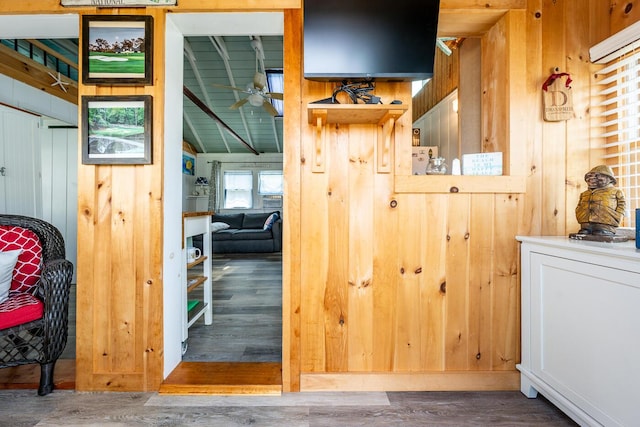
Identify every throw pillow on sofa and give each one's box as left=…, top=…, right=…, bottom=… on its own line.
left=263, top=212, right=279, bottom=230
left=211, top=222, right=230, bottom=232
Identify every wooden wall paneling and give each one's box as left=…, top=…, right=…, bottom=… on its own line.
left=282, top=8, right=303, bottom=392
left=505, top=10, right=527, bottom=176
left=394, top=194, right=427, bottom=371
left=540, top=0, right=568, bottom=235
left=481, top=16, right=508, bottom=162
left=443, top=194, right=471, bottom=370
left=110, top=166, right=138, bottom=372
left=564, top=0, right=593, bottom=233
left=491, top=193, right=520, bottom=370
left=299, top=123, right=329, bottom=373
left=467, top=193, right=494, bottom=370
left=323, top=121, right=349, bottom=372
left=421, top=194, right=448, bottom=371
left=523, top=0, right=544, bottom=236
left=371, top=173, right=399, bottom=372
left=75, top=8, right=165, bottom=391
left=347, top=124, right=375, bottom=371
left=609, top=0, right=640, bottom=34
left=412, top=48, right=459, bottom=122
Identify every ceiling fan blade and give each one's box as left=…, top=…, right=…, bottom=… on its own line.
left=230, top=98, right=249, bottom=110
left=262, top=100, right=279, bottom=117
left=212, top=83, right=249, bottom=93
left=253, top=72, right=267, bottom=90
left=266, top=92, right=283, bottom=100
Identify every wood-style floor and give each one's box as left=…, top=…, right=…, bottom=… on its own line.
left=183, top=252, right=282, bottom=362
left=0, top=388, right=578, bottom=425
left=0, top=253, right=577, bottom=425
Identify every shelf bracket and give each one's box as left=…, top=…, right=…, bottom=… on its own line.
left=312, top=110, right=327, bottom=173
left=377, top=111, right=402, bottom=173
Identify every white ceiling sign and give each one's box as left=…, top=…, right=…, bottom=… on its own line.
left=61, top=0, right=175, bottom=6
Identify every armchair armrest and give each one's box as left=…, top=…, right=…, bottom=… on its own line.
left=38, top=258, right=74, bottom=361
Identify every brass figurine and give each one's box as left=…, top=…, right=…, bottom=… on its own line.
left=570, top=165, right=628, bottom=242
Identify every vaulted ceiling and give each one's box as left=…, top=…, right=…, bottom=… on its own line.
left=182, top=35, right=284, bottom=155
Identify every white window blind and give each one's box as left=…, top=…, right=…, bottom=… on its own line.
left=258, top=171, right=283, bottom=195
left=594, top=44, right=640, bottom=228
left=223, top=171, right=253, bottom=209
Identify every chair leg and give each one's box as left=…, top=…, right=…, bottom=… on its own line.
left=38, top=361, right=56, bottom=396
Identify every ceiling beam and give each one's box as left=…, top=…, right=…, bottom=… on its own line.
left=0, top=43, right=77, bottom=105
left=184, top=38, right=231, bottom=153
left=183, top=85, right=259, bottom=156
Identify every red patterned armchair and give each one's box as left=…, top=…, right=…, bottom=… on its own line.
left=0, top=215, right=73, bottom=395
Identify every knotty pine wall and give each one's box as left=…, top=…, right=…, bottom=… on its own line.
left=0, top=0, right=632, bottom=393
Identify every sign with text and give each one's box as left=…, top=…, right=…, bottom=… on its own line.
left=462, top=152, right=503, bottom=176
left=62, top=0, right=175, bottom=6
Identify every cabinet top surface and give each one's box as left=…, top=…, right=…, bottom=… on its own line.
left=182, top=211, right=213, bottom=219
left=516, top=235, right=640, bottom=260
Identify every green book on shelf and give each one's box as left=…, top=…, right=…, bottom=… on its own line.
left=187, top=300, right=199, bottom=312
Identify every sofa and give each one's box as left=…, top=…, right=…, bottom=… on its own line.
left=195, top=211, right=282, bottom=254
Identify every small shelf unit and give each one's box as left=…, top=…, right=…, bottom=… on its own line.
left=181, top=212, right=213, bottom=344
left=307, top=103, right=408, bottom=173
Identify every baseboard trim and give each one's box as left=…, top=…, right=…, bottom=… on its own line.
left=300, top=371, right=520, bottom=392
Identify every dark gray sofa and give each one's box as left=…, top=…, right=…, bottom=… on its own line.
left=199, top=211, right=282, bottom=254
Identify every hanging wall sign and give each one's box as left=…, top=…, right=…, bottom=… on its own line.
left=62, top=0, right=175, bottom=6
left=542, top=72, right=574, bottom=122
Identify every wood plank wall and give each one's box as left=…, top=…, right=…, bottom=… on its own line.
left=412, top=47, right=459, bottom=121
left=0, top=0, right=633, bottom=393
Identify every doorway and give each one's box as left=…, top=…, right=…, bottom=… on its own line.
left=162, top=12, right=285, bottom=391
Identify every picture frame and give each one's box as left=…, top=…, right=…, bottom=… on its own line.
left=82, top=15, right=153, bottom=85
left=81, top=95, right=153, bottom=165
left=182, top=153, right=195, bottom=175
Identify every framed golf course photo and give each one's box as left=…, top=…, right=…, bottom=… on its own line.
left=82, top=15, right=153, bottom=85
left=81, top=95, right=153, bottom=165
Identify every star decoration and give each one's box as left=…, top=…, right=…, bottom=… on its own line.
left=47, top=71, right=70, bottom=93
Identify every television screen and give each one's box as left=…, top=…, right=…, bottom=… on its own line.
left=303, top=0, right=440, bottom=82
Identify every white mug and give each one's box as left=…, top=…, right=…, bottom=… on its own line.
left=187, top=247, right=201, bottom=261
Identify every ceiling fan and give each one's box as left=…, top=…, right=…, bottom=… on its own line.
left=213, top=37, right=283, bottom=116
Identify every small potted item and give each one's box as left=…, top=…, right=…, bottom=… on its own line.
left=426, top=156, right=448, bottom=175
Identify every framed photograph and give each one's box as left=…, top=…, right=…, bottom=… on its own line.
left=182, top=153, right=195, bottom=175
left=82, top=15, right=153, bottom=85
left=81, top=95, right=153, bottom=165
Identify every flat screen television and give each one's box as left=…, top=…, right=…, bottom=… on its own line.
left=303, top=0, right=440, bottom=82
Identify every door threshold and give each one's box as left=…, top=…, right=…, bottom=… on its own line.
left=159, top=361, right=282, bottom=395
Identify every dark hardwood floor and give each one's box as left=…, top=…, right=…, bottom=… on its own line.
left=183, top=252, right=282, bottom=362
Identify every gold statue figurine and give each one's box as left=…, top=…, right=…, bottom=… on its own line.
left=570, top=165, right=627, bottom=241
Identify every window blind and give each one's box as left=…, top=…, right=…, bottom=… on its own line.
left=594, top=46, right=640, bottom=227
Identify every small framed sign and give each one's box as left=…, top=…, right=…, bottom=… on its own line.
left=63, top=0, right=175, bottom=6
left=81, top=95, right=153, bottom=165
left=82, top=15, right=153, bottom=85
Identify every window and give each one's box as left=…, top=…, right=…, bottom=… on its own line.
left=223, top=171, right=253, bottom=209
left=258, top=171, right=283, bottom=195
left=594, top=43, right=640, bottom=228
left=266, top=69, right=283, bottom=116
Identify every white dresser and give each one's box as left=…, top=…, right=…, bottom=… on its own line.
left=517, top=236, right=640, bottom=427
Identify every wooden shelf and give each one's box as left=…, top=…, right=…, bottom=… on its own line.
left=182, top=214, right=213, bottom=343
left=394, top=175, right=527, bottom=194
left=186, top=275, right=207, bottom=293
left=307, top=103, right=407, bottom=173
left=187, top=255, right=207, bottom=269
left=307, top=103, right=408, bottom=125
left=187, top=301, right=209, bottom=327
